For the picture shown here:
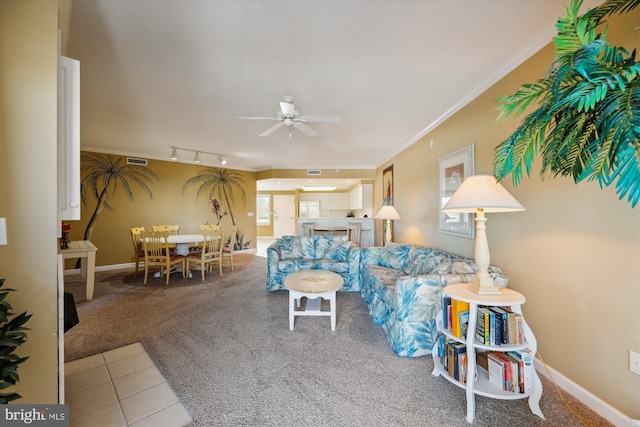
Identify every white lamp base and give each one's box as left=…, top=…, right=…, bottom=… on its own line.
left=384, top=219, right=392, bottom=245
left=468, top=210, right=501, bottom=295
left=467, top=280, right=502, bottom=295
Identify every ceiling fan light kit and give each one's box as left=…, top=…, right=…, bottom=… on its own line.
left=236, top=96, right=341, bottom=138
left=169, top=146, right=227, bottom=166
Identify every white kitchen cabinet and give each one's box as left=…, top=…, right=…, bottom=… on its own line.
left=348, top=184, right=372, bottom=210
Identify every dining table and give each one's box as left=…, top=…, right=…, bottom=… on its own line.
left=166, top=234, right=206, bottom=256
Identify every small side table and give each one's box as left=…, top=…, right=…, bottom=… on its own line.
left=284, top=270, right=343, bottom=331
left=59, top=240, right=98, bottom=300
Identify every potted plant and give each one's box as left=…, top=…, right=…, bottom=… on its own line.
left=0, top=278, right=31, bottom=403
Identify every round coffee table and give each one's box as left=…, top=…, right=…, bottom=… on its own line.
left=283, top=270, right=343, bottom=331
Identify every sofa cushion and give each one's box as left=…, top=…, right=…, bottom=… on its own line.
left=429, top=258, right=452, bottom=274
left=403, top=250, right=430, bottom=275
left=312, top=260, right=350, bottom=274
left=379, top=242, right=411, bottom=271
left=314, top=235, right=350, bottom=261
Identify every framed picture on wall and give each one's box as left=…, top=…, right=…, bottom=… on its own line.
left=383, top=165, right=393, bottom=206
left=439, top=144, right=475, bottom=238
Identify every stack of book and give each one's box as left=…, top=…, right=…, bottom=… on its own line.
left=476, top=349, right=534, bottom=393
left=437, top=336, right=469, bottom=384
left=441, top=295, right=470, bottom=339
left=475, top=305, right=524, bottom=346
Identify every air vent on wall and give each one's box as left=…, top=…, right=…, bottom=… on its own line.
left=127, top=157, right=148, bottom=166
left=307, top=169, right=321, bottom=176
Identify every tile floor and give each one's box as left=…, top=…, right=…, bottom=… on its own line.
left=65, top=342, right=192, bottom=427
left=256, top=236, right=275, bottom=258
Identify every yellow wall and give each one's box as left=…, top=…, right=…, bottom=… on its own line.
left=0, top=0, right=59, bottom=403
left=375, top=11, right=640, bottom=419
left=66, top=154, right=257, bottom=267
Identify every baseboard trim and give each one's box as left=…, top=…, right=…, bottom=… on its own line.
left=63, top=249, right=258, bottom=276
left=534, top=358, right=639, bottom=426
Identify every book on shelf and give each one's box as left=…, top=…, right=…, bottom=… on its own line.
left=447, top=343, right=467, bottom=381
left=486, top=352, right=504, bottom=390
left=489, top=307, right=507, bottom=345
left=510, top=348, right=534, bottom=393
left=476, top=351, right=489, bottom=372
left=441, top=295, right=451, bottom=330
left=458, top=352, right=468, bottom=384
left=476, top=307, right=492, bottom=345
left=507, top=311, right=518, bottom=344
left=506, top=351, right=525, bottom=393
left=515, top=315, right=525, bottom=345
left=459, top=311, right=469, bottom=340
left=451, top=299, right=470, bottom=338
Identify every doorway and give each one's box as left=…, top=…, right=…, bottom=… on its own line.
left=273, top=194, right=296, bottom=238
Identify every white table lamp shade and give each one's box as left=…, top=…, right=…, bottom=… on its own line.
left=442, top=175, right=525, bottom=295
left=374, top=205, right=402, bottom=220
left=442, top=174, right=524, bottom=213
left=375, top=205, right=401, bottom=245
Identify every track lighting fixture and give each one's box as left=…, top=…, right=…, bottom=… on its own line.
left=169, top=146, right=228, bottom=166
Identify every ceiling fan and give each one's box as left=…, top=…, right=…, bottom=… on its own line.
left=235, top=96, right=341, bottom=137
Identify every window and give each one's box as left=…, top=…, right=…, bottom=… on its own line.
left=256, top=195, right=271, bottom=225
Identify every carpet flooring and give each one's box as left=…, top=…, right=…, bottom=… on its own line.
left=64, top=254, right=611, bottom=426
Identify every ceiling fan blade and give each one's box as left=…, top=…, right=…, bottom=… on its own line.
left=298, top=115, right=342, bottom=123
left=260, top=122, right=285, bottom=136
left=234, top=116, right=279, bottom=121
left=293, top=122, right=318, bottom=137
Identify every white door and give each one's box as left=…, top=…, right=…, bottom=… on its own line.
left=273, top=195, right=296, bottom=238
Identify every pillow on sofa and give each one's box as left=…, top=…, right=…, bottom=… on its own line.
left=278, top=235, right=304, bottom=259
left=403, top=250, right=430, bottom=275
left=315, top=235, right=350, bottom=261
left=451, top=261, right=477, bottom=274
left=405, top=255, right=452, bottom=275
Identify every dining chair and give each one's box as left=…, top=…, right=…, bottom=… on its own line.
left=185, top=228, right=224, bottom=281
left=301, top=222, right=316, bottom=237
left=140, top=230, right=185, bottom=285
left=130, top=226, right=146, bottom=277
left=223, top=225, right=237, bottom=271
left=152, top=224, right=180, bottom=235
left=348, top=222, right=362, bottom=246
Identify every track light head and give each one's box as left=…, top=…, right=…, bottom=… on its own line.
left=218, top=155, right=227, bottom=166
left=170, top=147, right=178, bottom=161
left=194, top=151, right=200, bottom=163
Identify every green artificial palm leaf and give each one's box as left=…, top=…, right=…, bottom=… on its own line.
left=494, top=0, right=640, bottom=207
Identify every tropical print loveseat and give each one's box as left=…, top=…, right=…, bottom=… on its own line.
left=267, top=235, right=361, bottom=291
left=360, top=242, right=508, bottom=357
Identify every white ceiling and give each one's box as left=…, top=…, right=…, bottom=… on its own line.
left=60, top=0, right=600, bottom=189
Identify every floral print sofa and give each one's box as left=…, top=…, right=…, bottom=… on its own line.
left=267, top=235, right=361, bottom=292
left=359, top=242, right=508, bottom=357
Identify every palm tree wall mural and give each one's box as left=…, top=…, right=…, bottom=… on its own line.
left=182, top=167, right=251, bottom=250
left=80, top=153, right=159, bottom=241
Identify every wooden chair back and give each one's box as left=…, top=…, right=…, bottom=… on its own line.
left=130, top=226, right=145, bottom=277
left=152, top=224, right=180, bottom=235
